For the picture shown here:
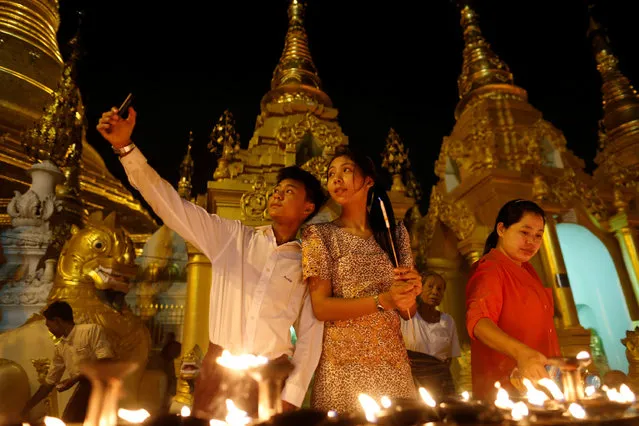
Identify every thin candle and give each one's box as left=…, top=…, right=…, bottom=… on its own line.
left=378, top=197, right=413, bottom=333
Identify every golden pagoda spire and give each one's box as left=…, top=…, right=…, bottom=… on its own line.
left=178, top=131, right=194, bottom=199
left=456, top=2, right=515, bottom=116
left=261, top=0, right=332, bottom=108
left=22, top=34, right=83, bottom=166
left=209, top=110, right=241, bottom=180
left=588, top=16, right=639, bottom=146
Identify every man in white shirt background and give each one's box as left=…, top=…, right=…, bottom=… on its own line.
left=401, top=272, right=461, bottom=398
left=97, top=106, right=325, bottom=418
left=22, top=301, right=114, bottom=422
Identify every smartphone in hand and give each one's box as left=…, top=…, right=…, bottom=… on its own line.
left=117, top=93, right=134, bottom=118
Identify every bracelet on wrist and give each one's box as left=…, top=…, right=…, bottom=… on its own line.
left=373, top=294, right=386, bottom=312
left=112, top=143, right=136, bottom=157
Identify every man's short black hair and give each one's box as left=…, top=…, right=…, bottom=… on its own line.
left=276, top=166, right=326, bottom=221
left=43, top=301, right=74, bottom=323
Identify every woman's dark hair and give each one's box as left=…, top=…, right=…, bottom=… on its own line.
left=483, top=199, right=547, bottom=255
left=328, top=146, right=401, bottom=265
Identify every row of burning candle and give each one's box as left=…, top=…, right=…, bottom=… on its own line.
left=33, top=350, right=639, bottom=426
left=33, top=377, right=637, bottom=426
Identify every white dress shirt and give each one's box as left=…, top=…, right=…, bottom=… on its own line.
left=45, top=323, right=114, bottom=385
left=401, top=312, right=461, bottom=361
left=121, top=148, right=324, bottom=406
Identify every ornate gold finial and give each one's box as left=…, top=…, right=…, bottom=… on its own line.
left=588, top=15, right=639, bottom=147
left=405, top=169, right=423, bottom=202
left=456, top=3, right=513, bottom=109
left=208, top=110, right=241, bottom=181
left=22, top=35, right=83, bottom=166
left=262, top=0, right=332, bottom=107
left=589, top=13, right=639, bottom=209
left=178, top=131, right=194, bottom=199
left=272, top=0, right=320, bottom=91
left=381, top=128, right=409, bottom=193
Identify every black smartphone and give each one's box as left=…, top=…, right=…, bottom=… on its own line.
left=117, top=93, right=134, bottom=118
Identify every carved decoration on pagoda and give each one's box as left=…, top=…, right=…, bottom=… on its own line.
left=381, top=128, right=410, bottom=194
left=589, top=14, right=639, bottom=212
left=240, top=176, right=269, bottom=222
left=301, top=156, right=329, bottom=187
left=419, top=186, right=476, bottom=256
left=209, top=110, right=242, bottom=181
left=21, top=36, right=82, bottom=168
left=275, top=112, right=344, bottom=155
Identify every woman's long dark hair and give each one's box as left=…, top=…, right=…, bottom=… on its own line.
left=328, top=146, right=401, bottom=266
left=483, top=199, right=547, bottom=255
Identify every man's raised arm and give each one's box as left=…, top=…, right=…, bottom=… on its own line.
left=97, top=107, right=239, bottom=259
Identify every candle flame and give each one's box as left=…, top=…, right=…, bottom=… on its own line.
left=461, top=391, right=470, bottom=401
left=44, top=418, right=65, bottom=426
left=225, top=399, right=251, bottom=426
left=606, top=384, right=636, bottom=403
left=327, top=410, right=338, bottom=418
left=576, top=351, right=591, bottom=360
left=495, top=387, right=514, bottom=410
left=568, top=403, right=586, bottom=419
left=511, top=401, right=529, bottom=421
left=216, top=350, right=268, bottom=370
left=358, top=393, right=381, bottom=422
left=380, top=396, right=392, bottom=408
left=620, top=384, right=636, bottom=402
left=585, top=385, right=596, bottom=397
left=418, top=387, right=437, bottom=408
left=117, top=408, right=151, bottom=423
left=209, top=420, right=227, bottom=426
left=537, top=378, right=565, bottom=401
left=181, top=406, right=191, bottom=417
left=522, top=378, right=548, bottom=406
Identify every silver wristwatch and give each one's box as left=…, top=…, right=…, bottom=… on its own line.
left=373, top=294, right=385, bottom=312
left=112, top=143, right=136, bottom=156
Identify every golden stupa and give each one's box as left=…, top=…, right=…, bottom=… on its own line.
left=409, top=2, right=639, bottom=388
left=206, top=0, right=351, bottom=226
left=0, top=0, right=157, bottom=245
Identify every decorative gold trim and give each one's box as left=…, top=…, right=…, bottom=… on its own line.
left=0, top=64, right=55, bottom=94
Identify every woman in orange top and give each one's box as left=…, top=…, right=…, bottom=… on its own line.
left=465, top=199, right=561, bottom=400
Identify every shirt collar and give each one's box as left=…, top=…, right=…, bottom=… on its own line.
left=61, top=324, right=77, bottom=343
left=256, top=225, right=302, bottom=248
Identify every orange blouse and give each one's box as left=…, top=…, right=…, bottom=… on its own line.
left=465, top=249, right=561, bottom=400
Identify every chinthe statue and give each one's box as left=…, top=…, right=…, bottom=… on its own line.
left=0, top=211, right=151, bottom=415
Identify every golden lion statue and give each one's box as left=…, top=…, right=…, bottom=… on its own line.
left=0, top=211, right=151, bottom=415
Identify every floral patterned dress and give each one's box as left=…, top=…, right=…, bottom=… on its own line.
left=302, top=221, right=416, bottom=413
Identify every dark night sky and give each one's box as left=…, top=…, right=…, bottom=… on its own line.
left=56, top=1, right=638, bottom=218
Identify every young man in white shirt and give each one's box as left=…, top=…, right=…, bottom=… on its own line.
left=22, top=301, right=114, bottom=422
left=97, top=106, right=325, bottom=417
